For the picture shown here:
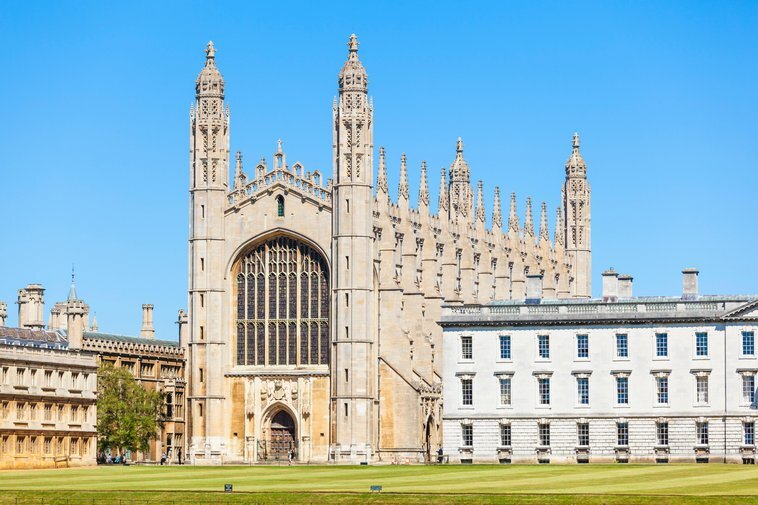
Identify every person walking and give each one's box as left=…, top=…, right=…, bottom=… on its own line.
left=177, top=448, right=182, bottom=465
left=160, top=452, right=167, bottom=465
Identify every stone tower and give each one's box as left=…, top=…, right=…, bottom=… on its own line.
left=188, top=41, right=230, bottom=458
left=331, top=34, right=376, bottom=459
left=17, top=284, right=45, bottom=330
left=65, top=274, right=85, bottom=349
left=563, top=132, right=592, bottom=298
left=448, top=138, right=473, bottom=221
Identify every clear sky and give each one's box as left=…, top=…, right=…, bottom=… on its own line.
left=0, top=1, right=756, bottom=340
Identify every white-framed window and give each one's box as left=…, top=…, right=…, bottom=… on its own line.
left=656, top=376, right=669, bottom=405
left=745, top=422, right=755, bottom=445
left=577, top=377, right=589, bottom=405
left=499, top=335, right=511, bottom=360
left=538, top=422, right=550, bottom=446
left=616, top=376, right=629, bottom=405
left=743, top=332, right=755, bottom=357
left=537, top=335, right=550, bottom=359
left=616, top=334, right=628, bottom=358
left=538, top=378, right=551, bottom=405
left=696, top=376, right=709, bottom=405
left=656, top=333, right=668, bottom=358
left=499, top=377, right=512, bottom=406
left=500, top=423, right=511, bottom=447
left=461, top=336, right=473, bottom=360
left=461, top=378, right=473, bottom=406
left=657, top=421, right=669, bottom=446
left=697, top=421, right=709, bottom=445
left=617, top=422, right=629, bottom=446
left=577, top=422, right=590, bottom=447
left=742, top=375, right=756, bottom=405
left=576, top=334, right=589, bottom=359
left=461, top=424, right=473, bottom=447
left=695, top=332, right=709, bottom=357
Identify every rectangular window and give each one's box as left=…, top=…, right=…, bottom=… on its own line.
left=616, top=377, right=629, bottom=405
left=44, top=437, right=52, bottom=455
left=499, top=335, right=511, bottom=360
left=743, top=332, right=755, bottom=356
left=16, top=368, right=24, bottom=385
left=695, top=332, right=709, bottom=357
left=657, top=421, right=669, bottom=446
left=617, top=422, right=629, bottom=446
left=0, top=367, right=7, bottom=384
left=17, top=402, right=26, bottom=420
left=500, top=424, right=511, bottom=447
left=577, top=422, right=590, bottom=447
left=696, top=376, right=709, bottom=404
left=538, top=423, right=550, bottom=446
left=57, top=405, right=64, bottom=422
left=656, top=376, right=669, bottom=405
left=697, top=422, right=709, bottom=445
left=577, top=334, right=589, bottom=359
left=461, top=378, right=473, bottom=406
left=577, top=377, right=589, bottom=405
left=538, top=378, right=551, bottom=405
left=745, top=422, right=755, bottom=445
left=538, top=335, right=550, bottom=359
left=44, top=370, right=52, bottom=387
left=616, top=334, right=628, bottom=358
left=743, top=375, right=756, bottom=404
left=499, top=378, right=511, bottom=406
left=656, top=333, right=668, bottom=357
left=461, top=336, right=473, bottom=360
left=461, top=424, right=473, bottom=447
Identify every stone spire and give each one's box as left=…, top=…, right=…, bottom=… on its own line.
left=91, top=312, right=99, bottom=332
left=68, top=266, right=78, bottom=302
left=398, top=153, right=409, bottom=203
left=492, top=186, right=502, bottom=230
left=438, top=167, right=448, bottom=215
left=524, top=197, right=535, bottom=237
left=448, top=137, right=472, bottom=219
left=508, top=192, right=519, bottom=233
left=475, top=181, right=485, bottom=224
left=377, top=147, right=388, bottom=196
left=539, top=201, right=550, bottom=244
left=565, top=132, right=587, bottom=177
left=418, top=161, right=429, bottom=208
left=554, top=206, right=564, bottom=247
left=234, top=151, right=247, bottom=189
left=196, top=41, right=224, bottom=97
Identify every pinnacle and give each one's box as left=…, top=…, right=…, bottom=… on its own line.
left=348, top=34, right=359, bottom=53
left=456, top=137, right=464, bottom=154
left=205, top=41, right=216, bottom=59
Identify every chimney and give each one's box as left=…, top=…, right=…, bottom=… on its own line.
left=526, top=273, right=543, bottom=303
left=601, top=269, right=619, bottom=302
left=141, top=304, right=155, bottom=339
left=618, top=274, right=633, bottom=298
left=0, top=302, right=7, bottom=326
left=177, top=309, right=188, bottom=349
left=682, top=268, right=699, bottom=300
left=17, top=284, right=45, bottom=329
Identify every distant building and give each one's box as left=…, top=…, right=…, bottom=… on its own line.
left=441, top=269, right=758, bottom=463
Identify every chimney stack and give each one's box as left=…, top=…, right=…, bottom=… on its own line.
left=602, top=269, right=619, bottom=302
left=526, top=273, right=543, bottom=303
left=0, top=302, right=7, bottom=327
left=682, top=268, right=699, bottom=300
left=141, top=304, right=155, bottom=339
left=17, top=284, right=45, bottom=329
left=177, top=309, right=188, bottom=349
left=618, top=274, right=633, bottom=298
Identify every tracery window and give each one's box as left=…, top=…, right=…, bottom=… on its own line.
left=235, top=236, right=329, bottom=366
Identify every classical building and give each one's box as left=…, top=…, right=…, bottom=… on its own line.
left=187, top=36, right=591, bottom=463
left=440, top=269, right=758, bottom=463
left=0, top=281, right=186, bottom=465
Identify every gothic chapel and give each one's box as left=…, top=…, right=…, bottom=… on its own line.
left=187, top=35, right=592, bottom=463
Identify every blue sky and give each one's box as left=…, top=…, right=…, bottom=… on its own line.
left=0, top=1, right=756, bottom=340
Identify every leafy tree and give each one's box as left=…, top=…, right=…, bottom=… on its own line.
left=96, top=363, right=164, bottom=458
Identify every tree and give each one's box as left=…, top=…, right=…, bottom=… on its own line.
left=97, top=363, right=164, bottom=458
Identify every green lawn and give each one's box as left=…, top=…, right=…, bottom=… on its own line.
left=0, top=464, right=757, bottom=504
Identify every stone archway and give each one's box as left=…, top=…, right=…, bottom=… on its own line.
left=266, top=409, right=297, bottom=461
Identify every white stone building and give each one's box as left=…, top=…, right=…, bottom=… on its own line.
left=441, top=269, right=758, bottom=463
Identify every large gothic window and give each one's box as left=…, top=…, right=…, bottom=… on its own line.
left=235, top=236, right=329, bottom=366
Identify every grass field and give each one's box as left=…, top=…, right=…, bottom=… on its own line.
left=1, top=464, right=757, bottom=504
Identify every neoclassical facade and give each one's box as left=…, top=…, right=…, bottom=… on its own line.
left=187, top=36, right=591, bottom=463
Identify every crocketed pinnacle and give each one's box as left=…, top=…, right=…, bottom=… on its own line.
left=565, top=131, right=587, bottom=177
left=419, top=161, right=429, bottom=207
left=554, top=206, right=565, bottom=246
left=492, top=187, right=502, bottom=230
left=475, top=181, right=485, bottom=223
left=377, top=147, right=388, bottom=195
left=92, top=313, right=99, bottom=332
left=508, top=192, right=519, bottom=233
left=539, top=201, right=550, bottom=244
left=438, top=167, right=448, bottom=213
left=398, top=153, right=409, bottom=202
left=339, top=33, right=367, bottom=92
left=524, top=197, right=535, bottom=237
left=196, top=41, right=224, bottom=97
left=234, top=151, right=246, bottom=188
left=67, top=266, right=78, bottom=302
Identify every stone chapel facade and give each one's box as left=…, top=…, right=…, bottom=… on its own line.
left=186, top=36, right=592, bottom=463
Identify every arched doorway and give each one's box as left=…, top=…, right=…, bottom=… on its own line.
left=268, top=410, right=296, bottom=461
left=423, top=415, right=433, bottom=463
